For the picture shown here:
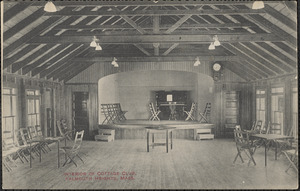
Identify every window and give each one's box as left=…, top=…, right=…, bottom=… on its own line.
left=292, top=86, right=298, bottom=138
left=27, top=90, right=41, bottom=127
left=2, top=88, right=17, bottom=138
left=271, top=87, right=284, bottom=135
left=256, top=89, right=266, bottom=124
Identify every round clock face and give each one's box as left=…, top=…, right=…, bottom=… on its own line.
left=213, top=63, right=221, bottom=71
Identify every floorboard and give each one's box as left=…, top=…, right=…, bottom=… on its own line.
left=2, top=139, right=298, bottom=189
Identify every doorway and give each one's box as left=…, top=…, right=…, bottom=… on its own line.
left=72, top=92, right=89, bottom=140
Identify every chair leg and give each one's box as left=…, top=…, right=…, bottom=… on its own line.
left=233, top=148, right=244, bottom=164
left=76, top=154, right=84, bottom=163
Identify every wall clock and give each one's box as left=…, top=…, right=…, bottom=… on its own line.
left=213, top=63, right=221, bottom=72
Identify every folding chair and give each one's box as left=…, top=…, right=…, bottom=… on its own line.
left=149, top=102, right=161, bottom=121
left=60, top=130, right=85, bottom=167
left=184, top=102, right=196, bottom=121
left=276, top=126, right=295, bottom=157
left=116, top=103, right=127, bottom=121
left=27, top=126, right=48, bottom=153
left=199, top=103, right=211, bottom=123
left=282, top=141, right=298, bottom=173
left=233, top=126, right=257, bottom=166
left=101, top=104, right=113, bottom=124
left=57, top=120, right=73, bottom=140
left=19, top=128, right=41, bottom=158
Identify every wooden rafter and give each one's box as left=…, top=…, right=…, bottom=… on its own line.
left=72, top=56, right=240, bottom=62
left=45, top=9, right=265, bottom=17
left=4, top=2, right=32, bottom=23
left=29, top=34, right=281, bottom=44
left=162, top=43, right=179, bottom=56
left=133, top=44, right=151, bottom=56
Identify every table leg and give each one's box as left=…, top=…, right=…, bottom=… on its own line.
left=152, top=133, right=154, bottom=149
left=57, top=141, right=60, bottom=168
left=275, top=141, right=277, bottom=160
left=65, top=138, right=67, bottom=161
left=265, top=140, right=267, bottom=166
left=30, top=142, right=32, bottom=168
left=166, top=130, right=169, bottom=153
left=39, top=144, right=41, bottom=162
left=147, top=130, right=149, bottom=152
left=171, top=130, right=173, bottom=150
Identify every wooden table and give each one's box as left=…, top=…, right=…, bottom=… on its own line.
left=28, top=136, right=66, bottom=168
left=251, top=134, right=293, bottom=166
left=145, top=126, right=176, bottom=153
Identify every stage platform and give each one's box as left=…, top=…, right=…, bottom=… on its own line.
left=98, top=120, right=215, bottom=140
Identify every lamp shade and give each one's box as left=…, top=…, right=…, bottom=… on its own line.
left=252, top=1, right=264, bottom=9
left=208, top=42, right=215, bottom=50
left=95, top=43, right=102, bottom=50
left=194, top=57, right=201, bottom=66
left=44, top=2, right=57, bottom=12
left=90, top=40, right=97, bottom=47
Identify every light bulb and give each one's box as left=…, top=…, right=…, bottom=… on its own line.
left=95, top=43, right=102, bottom=50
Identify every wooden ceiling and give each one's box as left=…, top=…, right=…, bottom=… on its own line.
left=2, top=0, right=297, bottom=82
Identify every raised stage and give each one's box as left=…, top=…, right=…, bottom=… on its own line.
left=98, top=120, right=215, bottom=140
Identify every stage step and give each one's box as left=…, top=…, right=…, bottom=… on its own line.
left=95, top=134, right=114, bottom=142
left=195, top=128, right=214, bottom=140
left=95, top=129, right=115, bottom=142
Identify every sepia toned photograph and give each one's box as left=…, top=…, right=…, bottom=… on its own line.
left=1, top=0, right=298, bottom=189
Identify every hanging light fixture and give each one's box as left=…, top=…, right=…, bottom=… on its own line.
left=111, top=57, right=119, bottom=67
left=90, top=36, right=98, bottom=47
left=44, top=1, right=57, bottom=12
left=213, top=35, right=221, bottom=46
left=208, top=42, right=215, bottom=50
left=252, top=1, right=264, bottom=9
left=95, top=43, right=102, bottom=51
left=194, top=57, right=201, bottom=66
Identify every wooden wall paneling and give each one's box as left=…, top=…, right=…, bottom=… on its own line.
left=284, top=80, right=291, bottom=135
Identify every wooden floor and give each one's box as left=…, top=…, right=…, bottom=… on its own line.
left=3, top=139, right=298, bottom=189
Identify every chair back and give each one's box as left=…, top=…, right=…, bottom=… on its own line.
left=2, top=131, right=17, bottom=150
left=57, top=120, right=65, bottom=136
left=35, top=125, right=43, bottom=136
left=260, top=121, right=271, bottom=134
left=19, top=128, right=31, bottom=145
left=149, top=102, right=158, bottom=114
left=234, top=126, right=250, bottom=146
left=72, top=130, right=84, bottom=151
left=235, top=125, right=243, bottom=138
left=203, top=103, right=211, bottom=114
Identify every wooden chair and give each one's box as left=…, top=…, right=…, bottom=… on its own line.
left=282, top=140, right=298, bottom=173
left=19, top=128, right=41, bottom=158
left=149, top=102, right=161, bottom=121
left=27, top=126, right=48, bottom=154
left=184, top=102, right=196, bottom=121
left=2, top=131, right=28, bottom=164
left=233, top=126, right=257, bottom=166
left=115, top=103, right=127, bottom=121
left=101, top=104, right=112, bottom=124
left=199, top=103, right=211, bottom=123
left=275, top=126, right=295, bottom=157
left=59, top=130, right=85, bottom=167
left=57, top=120, right=73, bottom=140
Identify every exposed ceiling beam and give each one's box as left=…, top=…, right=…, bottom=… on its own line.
left=162, top=43, right=179, bottom=56
left=232, top=43, right=284, bottom=75
left=3, top=17, right=62, bottom=60
left=29, top=34, right=282, bottom=44
left=246, top=15, right=297, bottom=48
left=120, top=15, right=147, bottom=34
left=72, top=56, right=240, bottom=62
left=19, top=0, right=270, bottom=6
left=284, top=1, right=297, bottom=13
left=222, top=44, right=274, bottom=77
left=41, top=45, right=89, bottom=79
left=133, top=44, right=151, bottom=56
left=165, top=6, right=202, bottom=34
left=242, top=42, right=294, bottom=72
left=53, top=23, right=256, bottom=30
left=264, top=5, right=296, bottom=31
left=4, top=2, right=32, bottom=23
left=3, top=45, right=38, bottom=67
left=45, top=9, right=265, bottom=17
left=4, top=9, right=45, bottom=40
